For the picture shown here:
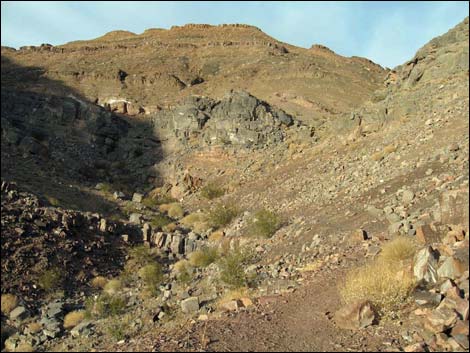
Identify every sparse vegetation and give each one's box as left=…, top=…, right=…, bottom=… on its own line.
left=218, top=246, right=255, bottom=288
left=189, top=247, right=219, bottom=268
left=85, top=293, right=127, bottom=319
left=247, top=209, right=282, bottom=238
left=208, top=203, right=239, bottom=229
left=38, top=268, right=63, bottom=292
left=201, top=183, right=225, bottom=200
left=209, top=230, right=225, bottom=243
left=106, top=316, right=130, bottom=341
left=63, top=310, right=85, bottom=329
left=167, top=203, right=184, bottom=219
left=1, top=294, right=18, bottom=314
left=90, top=276, right=108, bottom=289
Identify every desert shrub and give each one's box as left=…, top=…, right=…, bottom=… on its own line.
left=208, top=204, right=239, bottom=229
left=90, top=276, right=108, bottom=289
left=63, top=310, right=85, bottom=329
left=380, top=236, right=417, bottom=264
left=1, top=294, right=18, bottom=314
left=103, top=279, right=122, bottom=295
left=218, top=246, right=254, bottom=288
left=38, top=268, right=63, bottom=292
left=340, top=259, right=416, bottom=317
left=173, top=259, right=193, bottom=283
left=180, top=212, right=211, bottom=233
left=150, top=214, right=172, bottom=229
left=99, top=182, right=113, bottom=194
left=85, top=293, right=127, bottom=319
left=138, top=264, right=163, bottom=294
left=189, top=247, right=219, bottom=268
left=247, top=209, right=282, bottom=238
left=106, top=316, right=129, bottom=341
left=201, top=183, right=225, bottom=200
left=46, top=196, right=60, bottom=207
left=143, top=194, right=177, bottom=209
left=167, top=203, right=184, bottom=219
left=128, top=245, right=155, bottom=267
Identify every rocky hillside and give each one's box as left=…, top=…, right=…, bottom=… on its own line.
left=1, top=23, right=385, bottom=128
left=1, top=18, right=469, bottom=353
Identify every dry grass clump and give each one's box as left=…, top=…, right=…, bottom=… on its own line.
left=63, top=310, right=85, bottom=329
left=380, top=236, right=417, bottom=264
left=90, top=276, right=108, bottom=289
left=1, top=294, right=18, bottom=314
left=103, top=279, right=122, bottom=295
left=383, top=144, right=397, bottom=154
left=188, top=247, right=219, bottom=268
left=247, top=209, right=282, bottom=238
left=208, top=230, right=225, bottom=243
left=26, top=322, right=42, bottom=334
left=340, top=259, right=416, bottom=317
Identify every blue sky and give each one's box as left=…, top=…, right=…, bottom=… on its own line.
left=1, top=1, right=468, bottom=68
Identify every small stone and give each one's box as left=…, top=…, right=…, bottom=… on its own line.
left=181, top=297, right=199, bottom=314
left=351, top=229, right=368, bottom=243
left=113, top=191, right=125, bottom=199
left=132, top=193, right=143, bottom=203
left=129, top=213, right=142, bottom=224
left=221, top=300, right=241, bottom=312
left=9, top=306, right=29, bottom=321
left=404, top=342, right=426, bottom=352
left=71, top=320, right=93, bottom=338
left=239, top=297, right=253, bottom=308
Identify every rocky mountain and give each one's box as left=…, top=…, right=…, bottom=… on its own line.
left=1, top=18, right=469, bottom=353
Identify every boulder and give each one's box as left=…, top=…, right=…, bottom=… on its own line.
left=439, top=188, right=469, bottom=229
left=334, top=301, right=376, bottom=330
left=413, top=246, right=439, bottom=283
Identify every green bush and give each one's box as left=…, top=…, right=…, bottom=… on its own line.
left=38, top=268, right=63, bottom=292
left=143, top=195, right=177, bottom=209
left=201, top=183, right=225, bottom=200
left=127, top=245, right=157, bottom=268
left=248, top=209, right=282, bottom=238
left=138, top=264, right=163, bottom=294
left=208, top=204, right=239, bottom=229
left=218, top=246, right=254, bottom=288
left=150, top=214, right=172, bottom=229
